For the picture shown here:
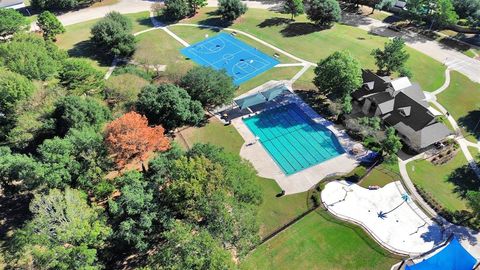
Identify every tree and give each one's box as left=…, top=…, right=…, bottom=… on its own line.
left=105, top=111, right=170, bottom=168
left=51, top=96, right=111, bottom=136
left=0, top=8, right=28, bottom=37
left=453, top=0, right=480, bottom=26
left=150, top=220, right=233, bottom=270
left=91, top=12, right=136, bottom=57
left=136, top=84, right=204, bottom=130
left=217, top=0, right=248, bottom=22
left=313, top=51, right=362, bottom=113
left=371, top=37, right=409, bottom=75
left=180, top=66, right=236, bottom=109
left=37, top=11, right=65, bottom=41
left=283, top=0, right=304, bottom=20
left=306, top=0, right=341, bottom=27
left=466, top=190, right=480, bottom=219
left=12, top=188, right=111, bottom=269
left=0, top=33, right=67, bottom=80
left=0, top=147, right=44, bottom=193
left=381, top=127, right=402, bottom=161
left=431, top=0, right=458, bottom=28
left=31, top=0, right=94, bottom=10
left=188, top=0, right=207, bottom=15
left=0, top=68, right=35, bottom=122
left=108, top=171, right=158, bottom=251
left=59, top=58, right=105, bottom=95
left=164, top=0, right=190, bottom=21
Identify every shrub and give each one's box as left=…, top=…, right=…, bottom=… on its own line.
left=91, top=12, right=136, bottom=57
left=0, top=8, right=28, bottom=37
left=306, top=0, right=341, bottom=27
left=164, top=0, right=190, bottom=21
left=218, top=0, right=247, bottom=22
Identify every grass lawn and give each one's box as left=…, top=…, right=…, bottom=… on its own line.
left=407, top=152, right=471, bottom=212
left=241, top=210, right=400, bottom=270
left=133, top=29, right=194, bottom=82
left=56, top=11, right=152, bottom=71
left=179, top=8, right=445, bottom=92
left=437, top=71, right=480, bottom=143
left=237, top=66, right=302, bottom=95
left=358, top=164, right=400, bottom=188
left=90, top=0, right=119, bottom=7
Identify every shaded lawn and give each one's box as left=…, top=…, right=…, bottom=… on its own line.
left=241, top=210, right=400, bottom=270
left=180, top=8, right=445, bottom=92
left=358, top=164, right=400, bottom=188
left=407, top=152, right=471, bottom=212
left=168, top=25, right=297, bottom=64
left=56, top=11, right=152, bottom=71
left=133, top=29, right=195, bottom=83
left=437, top=71, right=480, bottom=143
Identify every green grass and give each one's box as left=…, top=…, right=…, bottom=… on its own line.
left=133, top=29, right=195, bottom=82
left=237, top=66, right=302, bottom=95
left=179, top=8, right=445, bottom=92
left=358, top=164, right=399, bottom=188
left=437, top=71, right=480, bottom=143
left=241, top=210, right=400, bottom=270
left=407, top=152, right=470, bottom=212
left=56, top=11, right=152, bottom=71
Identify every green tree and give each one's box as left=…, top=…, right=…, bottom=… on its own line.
left=136, top=84, right=204, bottom=130
left=12, top=188, right=111, bottom=269
left=91, top=12, right=136, bottom=57
left=51, top=96, right=111, bottom=136
left=218, top=0, right=248, bottom=22
left=0, top=147, right=45, bottom=193
left=31, top=0, right=94, bottom=10
left=180, top=66, right=236, bottom=109
left=381, top=127, right=402, bottom=161
left=164, top=0, right=190, bottom=21
left=0, top=8, right=28, bottom=37
left=313, top=51, right=362, bottom=113
left=453, top=0, right=480, bottom=26
left=59, top=58, right=105, bottom=95
left=108, top=171, right=158, bottom=252
left=467, top=190, right=480, bottom=219
left=37, top=137, right=81, bottom=189
left=0, top=68, right=35, bottom=127
left=431, top=0, right=458, bottom=28
left=150, top=220, right=234, bottom=270
left=371, top=37, right=410, bottom=75
left=37, top=11, right=65, bottom=41
left=188, top=0, right=207, bottom=15
left=283, top=0, right=304, bottom=20
left=0, top=33, right=67, bottom=80
left=306, top=0, right=341, bottom=27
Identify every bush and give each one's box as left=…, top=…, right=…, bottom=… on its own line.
left=306, top=0, right=341, bottom=27
left=218, top=0, right=247, bottom=22
left=91, top=12, right=136, bottom=57
left=31, top=0, right=94, bottom=10
left=112, top=64, right=154, bottom=80
left=37, top=11, right=65, bottom=41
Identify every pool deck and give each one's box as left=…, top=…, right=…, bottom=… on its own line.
left=230, top=81, right=372, bottom=194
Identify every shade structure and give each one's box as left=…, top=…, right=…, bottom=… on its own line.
left=235, top=93, right=267, bottom=110
left=406, top=238, right=477, bottom=270
left=261, top=85, right=286, bottom=101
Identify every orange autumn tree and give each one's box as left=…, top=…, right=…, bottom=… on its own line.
left=105, top=111, right=170, bottom=169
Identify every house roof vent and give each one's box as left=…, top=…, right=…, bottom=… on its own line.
left=398, top=106, right=411, bottom=117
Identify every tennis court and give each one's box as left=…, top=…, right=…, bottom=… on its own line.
left=181, top=33, right=279, bottom=85
left=243, top=103, right=345, bottom=175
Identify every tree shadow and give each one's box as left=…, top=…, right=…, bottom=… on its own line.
left=458, top=110, right=480, bottom=140
left=0, top=193, right=33, bottom=252
left=447, top=164, right=480, bottom=199
left=68, top=40, right=113, bottom=67
left=135, top=17, right=154, bottom=28
left=438, top=37, right=471, bottom=53
left=257, top=17, right=291, bottom=28
left=197, top=11, right=233, bottom=28
left=280, top=22, right=327, bottom=37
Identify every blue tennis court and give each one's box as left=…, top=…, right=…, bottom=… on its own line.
left=243, top=103, right=345, bottom=175
left=181, top=33, right=279, bottom=85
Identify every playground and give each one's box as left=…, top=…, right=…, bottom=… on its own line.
left=322, top=180, right=444, bottom=255
left=181, top=33, right=279, bottom=84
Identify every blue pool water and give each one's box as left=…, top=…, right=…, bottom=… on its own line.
left=180, top=33, right=279, bottom=85
left=243, top=103, right=345, bottom=175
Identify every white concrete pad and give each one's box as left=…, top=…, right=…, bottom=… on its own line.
left=322, top=180, right=444, bottom=255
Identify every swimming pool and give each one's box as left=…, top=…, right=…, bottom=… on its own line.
left=243, top=103, right=345, bottom=175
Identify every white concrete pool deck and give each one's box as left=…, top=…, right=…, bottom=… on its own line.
left=231, top=83, right=370, bottom=194
left=322, top=180, right=444, bottom=255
